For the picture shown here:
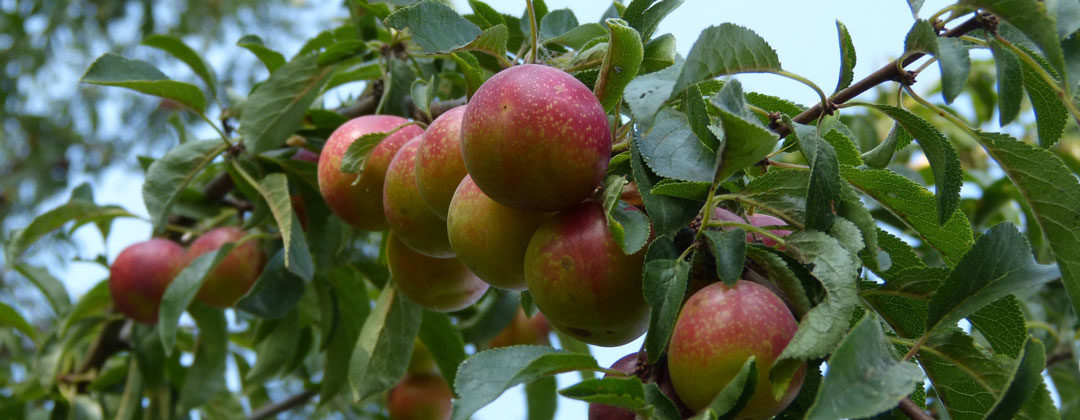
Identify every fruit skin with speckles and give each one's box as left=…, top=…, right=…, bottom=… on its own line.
left=461, top=64, right=611, bottom=212
left=488, top=308, right=551, bottom=348
left=386, top=233, right=488, bottom=312
left=187, top=226, right=266, bottom=308
left=447, top=175, right=550, bottom=291
left=415, top=105, right=469, bottom=219
left=588, top=353, right=694, bottom=420
left=667, top=280, right=804, bottom=419
left=524, top=201, right=650, bottom=347
left=387, top=373, right=453, bottom=420
left=317, top=115, right=424, bottom=230
left=384, top=137, right=455, bottom=257
left=109, top=239, right=188, bottom=324
left=747, top=214, right=790, bottom=247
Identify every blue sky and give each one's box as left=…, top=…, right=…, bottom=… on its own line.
left=50, top=0, right=967, bottom=418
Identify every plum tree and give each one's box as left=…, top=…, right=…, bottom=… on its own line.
left=108, top=239, right=188, bottom=324
left=187, top=226, right=265, bottom=308
left=384, top=136, right=455, bottom=258
left=446, top=175, right=549, bottom=291
left=488, top=308, right=550, bottom=348
left=317, top=115, right=424, bottom=230
left=667, top=281, right=804, bottom=418
left=461, top=64, right=610, bottom=211
left=415, top=105, right=468, bottom=219
left=387, top=373, right=452, bottom=420
left=385, top=233, right=488, bottom=312
left=524, top=201, right=649, bottom=346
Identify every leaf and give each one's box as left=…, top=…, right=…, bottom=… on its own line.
left=643, top=383, right=683, bottom=420
left=692, top=357, right=757, bottom=420
left=744, top=246, right=812, bottom=317
left=80, top=53, right=206, bottom=112
left=703, top=229, right=746, bottom=286
left=544, top=22, right=606, bottom=49
left=787, top=120, right=841, bottom=231
left=385, top=0, right=482, bottom=54
left=451, top=52, right=484, bottom=99
left=451, top=346, right=599, bottom=420
left=862, top=104, right=963, bottom=225
left=236, top=34, right=286, bottom=73
left=636, top=107, right=717, bottom=182
left=771, top=231, right=860, bottom=394
left=178, top=303, right=227, bottom=410
left=937, top=37, right=972, bottom=103
left=838, top=183, right=877, bottom=269
left=622, top=0, right=683, bottom=42
left=526, top=376, right=559, bottom=420
left=348, top=282, right=422, bottom=403
left=250, top=172, right=314, bottom=280
left=142, top=140, right=225, bottom=231
left=711, top=80, right=780, bottom=181
left=0, top=302, right=38, bottom=343
left=320, top=266, right=371, bottom=402
left=559, top=377, right=647, bottom=411
left=968, top=295, right=1027, bottom=358
left=978, top=131, right=1080, bottom=321
left=629, top=138, right=702, bottom=236
left=642, top=258, right=690, bottom=364
left=962, top=0, right=1066, bottom=75
left=418, top=310, right=467, bottom=392
left=458, top=24, right=509, bottom=61
left=623, top=58, right=683, bottom=125
left=13, top=264, right=71, bottom=316
left=317, top=40, right=370, bottom=66
left=142, top=34, right=217, bottom=97
left=990, top=40, right=1024, bottom=125
left=834, top=21, right=856, bottom=93
left=649, top=179, right=710, bottom=200
left=158, top=243, right=236, bottom=353
left=241, top=53, right=335, bottom=154
left=841, top=166, right=974, bottom=266
left=469, top=0, right=505, bottom=29
left=805, top=314, right=923, bottom=420
left=609, top=202, right=651, bottom=254
left=684, top=84, right=719, bottom=152
left=594, top=18, right=644, bottom=113
left=235, top=249, right=305, bottom=319
left=5, top=201, right=135, bottom=262
left=642, top=33, right=677, bottom=73
left=1020, top=48, right=1068, bottom=147
left=673, top=23, right=782, bottom=96
left=538, top=9, right=577, bottom=41
left=906, top=0, right=925, bottom=17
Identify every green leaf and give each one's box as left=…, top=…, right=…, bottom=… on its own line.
left=594, top=18, right=644, bottom=113
left=251, top=172, right=314, bottom=280
left=241, top=53, right=336, bottom=154
left=805, top=313, right=923, bottom=420
left=559, top=377, right=647, bottom=411
left=642, top=33, right=677, bottom=73
left=247, top=311, right=301, bottom=382
left=13, top=264, right=71, bottom=316
left=348, top=282, right=421, bottom=403
left=80, top=53, right=206, bottom=112
left=690, top=357, right=757, bottom=420
left=526, top=376, right=558, bottom=420
left=339, top=132, right=392, bottom=175
left=236, top=34, right=286, bottom=73
left=703, top=229, right=746, bottom=286
left=642, top=258, right=690, bottom=364
left=5, top=201, right=135, bottom=262
left=622, top=0, right=683, bottom=42
left=1020, top=48, right=1068, bottom=147
left=649, top=179, right=710, bottom=200
left=842, top=166, right=974, bottom=266
left=629, top=139, right=702, bottom=236
left=385, top=0, right=482, bottom=54
left=418, top=310, right=467, bottom=392
left=642, top=383, right=682, bottom=420
left=0, top=302, right=38, bottom=343
left=317, top=40, right=370, bottom=66
left=59, top=280, right=110, bottom=336
left=712, top=80, right=780, bottom=181
left=538, top=9, right=577, bottom=41
left=458, top=24, right=509, bottom=61
left=684, top=84, right=719, bottom=153
left=838, top=183, right=878, bottom=269
left=861, top=124, right=904, bottom=169
left=744, top=247, right=812, bottom=317
left=235, top=249, right=305, bottom=319
left=861, top=104, right=963, bottom=225
left=636, top=107, right=717, bottom=182
left=771, top=231, right=860, bottom=394
left=787, top=120, right=841, bottom=231
left=178, top=303, right=227, bottom=410
left=609, top=202, right=651, bottom=254
left=937, top=37, right=972, bottom=104
left=623, top=58, right=682, bottom=125
left=833, top=21, right=856, bottom=93
left=990, top=40, right=1024, bottom=125
left=962, top=0, right=1066, bottom=75
left=673, top=23, right=782, bottom=96
left=823, top=130, right=862, bottom=167
left=968, top=295, right=1027, bottom=358
left=142, top=140, right=225, bottom=232
left=544, top=22, right=606, bottom=49
left=142, top=34, right=217, bottom=97
left=979, top=131, right=1080, bottom=326
left=320, top=266, right=371, bottom=402
left=469, top=0, right=505, bottom=29
left=906, top=0, right=925, bottom=17
left=158, top=242, right=237, bottom=353
left=452, top=346, right=598, bottom=420
left=927, top=223, right=1059, bottom=334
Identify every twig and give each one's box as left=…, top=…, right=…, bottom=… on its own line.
left=1046, top=348, right=1073, bottom=367
left=898, top=397, right=934, bottom=420
left=60, top=318, right=128, bottom=392
left=249, top=390, right=318, bottom=420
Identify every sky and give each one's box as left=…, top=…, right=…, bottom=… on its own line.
left=49, top=0, right=968, bottom=419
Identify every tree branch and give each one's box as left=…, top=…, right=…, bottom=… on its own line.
left=249, top=390, right=317, bottom=420
left=898, top=397, right=935, bottom=420
left=773, top=14, right=988, bottom=137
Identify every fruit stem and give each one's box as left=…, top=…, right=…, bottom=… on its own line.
left=704, top=220, right=789, bottom=246
left=526, top=0, right=539, bottom=64
left=901, top=333, right=930, bottom=362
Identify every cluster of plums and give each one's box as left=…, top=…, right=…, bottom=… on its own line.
left=109, top=64, right=804, bottom=420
